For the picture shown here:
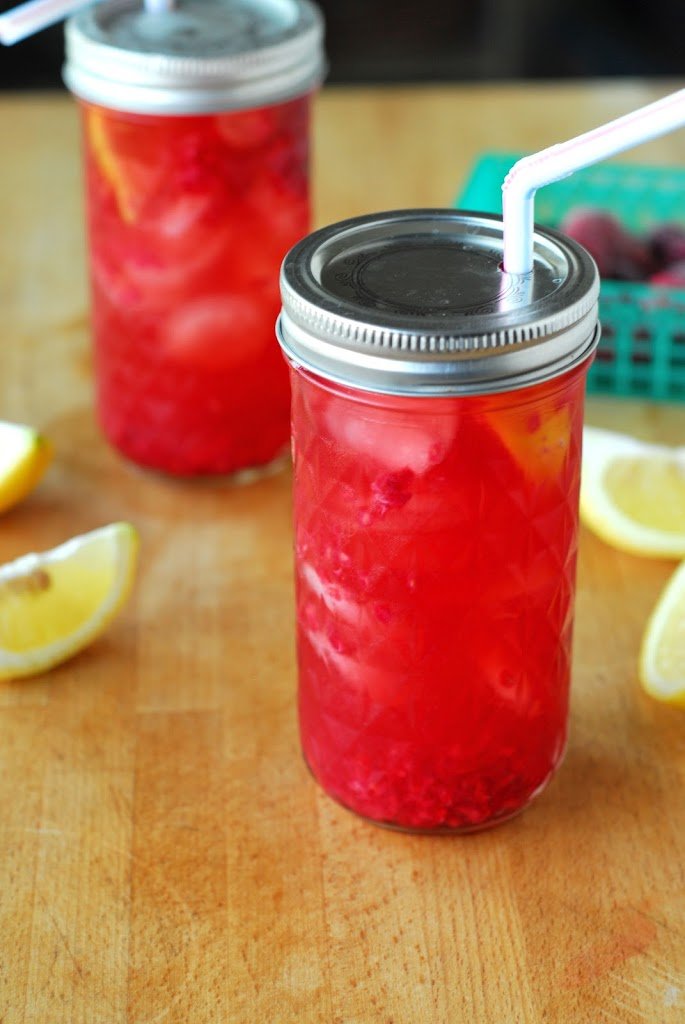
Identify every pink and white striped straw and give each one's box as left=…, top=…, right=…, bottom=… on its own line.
left=0, top=0, right=172, bottom=44
left=502, top=88, right=685, bottom=275
left=0, top=0, right=92, bottom=43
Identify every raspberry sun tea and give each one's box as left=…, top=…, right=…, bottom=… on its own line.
left=278, top=210, right=600, bottom=832
left=63, top=0, right=324, bottom=475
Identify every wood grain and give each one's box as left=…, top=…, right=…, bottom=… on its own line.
left=1, top=82, right=685, bottom=1024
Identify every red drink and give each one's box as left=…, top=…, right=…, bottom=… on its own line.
left=82, top=97, right=310, bottom=474
left=291, top=365, right=587, bottom=831
left=278, top=210, right=600, bottom=832
left=64, top=0, right=325, bottom=475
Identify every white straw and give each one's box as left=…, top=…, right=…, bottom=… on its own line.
left=0, top=0, right=93, bottom=43
left=502, top=88, right=685, bottom=275
left=143, top=0, right=174, bottom=11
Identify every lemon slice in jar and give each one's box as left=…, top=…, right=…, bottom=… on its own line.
left=0, top=523, right=138, bottom=681
left=87, top=108, right=138, bottom=223
left=490, top=405, right=572, bottom=483
left=640, top=559, right=685, bottom=705
left=0, top=422, right=52, bottom=515
left=86, top=108, right=165, bottom=224
left=580, top=426, right=685, bottom=557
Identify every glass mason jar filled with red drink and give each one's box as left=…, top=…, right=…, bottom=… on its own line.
left=63, top=0, right=325, bottom=475
left=278, top=210, right=600, bottom=833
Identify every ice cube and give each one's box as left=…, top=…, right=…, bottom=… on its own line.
left=324, top=404, right=457, bottom=474
left=216, top=108, right=278, bottom=150
left=302, top=626, right=407, bottom=705
left=164, top=294, right=274, bottom=371
left=301, top=562, right=361, bottom=624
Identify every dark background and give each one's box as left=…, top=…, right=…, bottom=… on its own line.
left=1, top=0, right=684, bottom=88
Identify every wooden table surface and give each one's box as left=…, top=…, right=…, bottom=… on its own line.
left=2, top=81, right=685, bottom=1024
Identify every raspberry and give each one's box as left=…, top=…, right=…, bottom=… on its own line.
left=648, top=223, right=685, bottom=267
left=650, top=260, right=685, bottom=288
left=561, top=207, right=653, bottom=280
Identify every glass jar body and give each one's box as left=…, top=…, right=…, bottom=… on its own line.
left=80, top=95, right=311, bottom=475
left=290, top=360, right=590, bottom=832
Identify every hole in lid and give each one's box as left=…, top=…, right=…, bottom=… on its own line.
left=632, top=327, right=652, bottom=342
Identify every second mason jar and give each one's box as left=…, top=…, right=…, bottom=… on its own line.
left=63, top=0, right=325, bottom=476
left=278, top=209, right=600, bottom=833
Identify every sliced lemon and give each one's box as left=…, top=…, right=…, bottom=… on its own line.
left=86, top=108, right=166, bottom=225
left=640, top=559, right=685, bottom=705
left=0, top=522, right=138, bottom=681
left=580, top=425, right=685, bottom=557
left=86, top=108, right=139, bottom=224
left=490, top=405, right=572, bottom=483
left=0, top=421, right=52, bottom=515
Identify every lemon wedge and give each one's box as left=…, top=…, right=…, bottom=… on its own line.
left=86, top=108, right=163, bottom=224
left=640, top=559, right=685, bottom=705
left=580, top=426, right=685, bottom=557
left=86, top=108, right=137, bottom=223
left=0, top=422, right=52, bottom=515
left=0, top=523, right=138, bottom=681
left=491, top=405, right=572, bottom=483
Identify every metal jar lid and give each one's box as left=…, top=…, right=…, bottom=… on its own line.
left=63, top=0, right=325, bottom=115
left=277, top=208, right=600, bottom=396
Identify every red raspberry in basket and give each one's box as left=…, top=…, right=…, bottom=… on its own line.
left=560, top=208, right=652, bottom=280
left=648, top=224, right=685, bottom=269
left=650, top=261, right=685, bottom=288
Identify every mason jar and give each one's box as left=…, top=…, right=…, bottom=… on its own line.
left=63, top=0, right=325, bottom=475
left=277, top=209, right=599, bottom=832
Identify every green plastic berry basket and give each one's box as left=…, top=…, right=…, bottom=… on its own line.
left=456, top=152, right=685, bottom=402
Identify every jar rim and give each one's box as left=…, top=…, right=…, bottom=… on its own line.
left=63, top=0, right=326, bottom=115
left=278, top=208, right=600, bottom=397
